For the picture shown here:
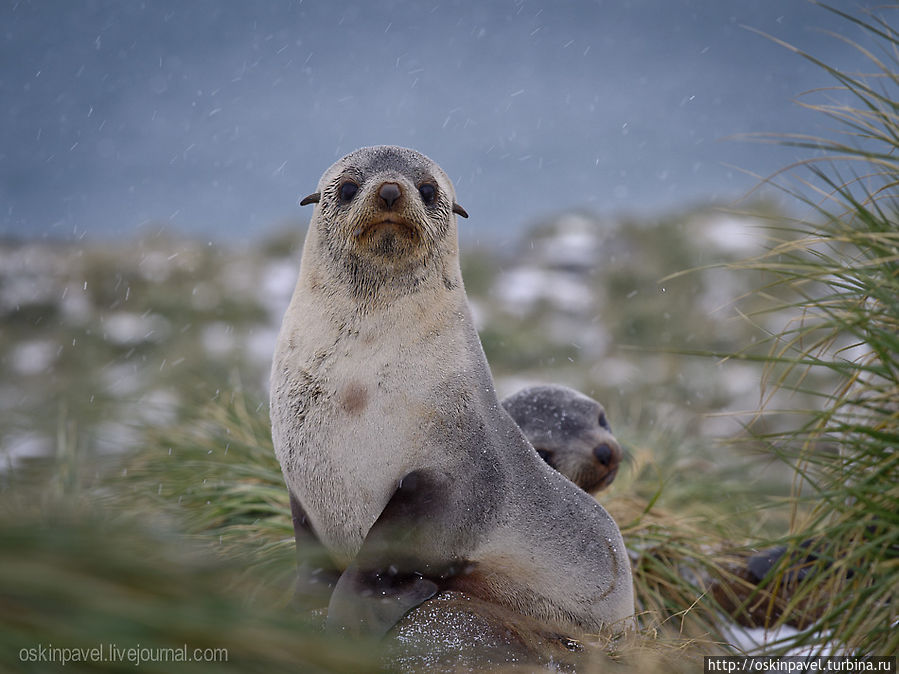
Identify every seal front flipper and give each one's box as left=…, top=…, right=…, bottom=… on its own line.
left=289, top=491, right=340, bottom=607
left=325, top=470, right=461, bottom=636
left=327, top=563, right=438, bottom=637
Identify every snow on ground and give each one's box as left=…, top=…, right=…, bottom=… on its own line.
left=538, top=213, right=603, bottom=270
left=494, top=374, right=554, bottom=400
left=546, top=315, right=610, bottom=355
left=201, top=322, right=237, bottom=358
left=9, top=339, right=58, bottom=376
left=0, top=275, right=59, bottom=312
left=102, top=312, right=172, bottom=346
left=245, top=326, right=280, bottom=366
left=588, top=357, right=639, bottom=388
left=138, top=250, right=175, bottom=283
left=494, top=267, right=594, bottom=315
left=136, top=389, right=180, bottom=426
left=59, top=285, right=93, bottom=323
left=720, top=621, right=841, bottom=656
left=259, top=259, right=297, bottom=318
left=701, top=215, right=767, bottom=256
left=101, top=362, right=144, bottom=397
left=1, top=432, right=54, bottom=470
left=93, top=421, right=142, bottom=455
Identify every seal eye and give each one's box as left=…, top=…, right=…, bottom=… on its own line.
left=418, top=183, right=437, bottom=205
left=598, top=413, right=610, bottom=430
left=339, top=181, right=358, bottom=202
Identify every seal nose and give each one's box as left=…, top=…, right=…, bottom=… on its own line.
left=593, top=443, right=615, bottom=467
left=378, top=182, right=402, bottom=210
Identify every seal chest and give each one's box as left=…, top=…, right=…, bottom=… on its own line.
left=273, top=293, right=474, bottom=562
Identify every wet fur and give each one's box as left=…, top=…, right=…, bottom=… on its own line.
left=271, top=146, right=634, bottom=634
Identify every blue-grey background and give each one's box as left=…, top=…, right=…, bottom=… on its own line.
left=1, top=0, right=877, bottom=244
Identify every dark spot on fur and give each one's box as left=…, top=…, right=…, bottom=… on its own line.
left=341, top=381, right=368, bottom=415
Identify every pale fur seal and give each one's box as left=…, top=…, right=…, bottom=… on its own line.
left=502, top=385, right=623, bottom=493
left=270, top=145, right=634, bottom=636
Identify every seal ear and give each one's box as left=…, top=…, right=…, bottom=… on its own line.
left=452, top=203, right=469, bottom=218
left=300, top=192, right=321, bottom=206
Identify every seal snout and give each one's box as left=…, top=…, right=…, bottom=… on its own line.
left=593, top=443, right=616, bottom=467
left=378, top=182, right=403, bottom=210
left=593, top=440, right=622, bottom=488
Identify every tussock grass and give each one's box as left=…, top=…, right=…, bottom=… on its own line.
left=120, top=393, right=749, bottom=663
left=720, top=2, right=899, bottom=656
left=0, top=468, right=383, bottom=674
left=125, top=391, right=297, bottom=597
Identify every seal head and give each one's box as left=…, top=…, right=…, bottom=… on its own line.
left=502, top=385, right=623, bottom=493
left=300, top=146, right=467, bottom=302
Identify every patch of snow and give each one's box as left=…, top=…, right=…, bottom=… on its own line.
left=245, top=326, right=279, bottom=365
left=201, top=322, right=236, bottom=357
left=720, top=621, right=837, bottom=656
left=720, top=362, right=760, bottom=399
left=702, top=216, right=766, bottom=256
left=260, top=260, right=297, bottom=316
left=468, top=298, right=489, bottom=331
left=102, top=312, right=171, bottom=345
left=0, top=275, right=58, bottom=311
left=547, top=316, right=610, bottom=354
left=589, top=358, right=638, bottom=387
left=1, top=432, right=53, bottom=470
left=59, top=285, right=93, bottom=323
left=101, top=362, right=144, bottom=396
left=540, top=213, right=600, bottom=269
left=138, top=250, right=174, bottom=282
left=832, top=338, right=870, bottom=366
left=137, top=389, right=179, bottom=426
left=494, top=375, right=552, bottom=400
left=10, top=339, right=58, bottom=376
left=93, top=421, right=142, bottom=455
left=494, top=268, right=594, bottom=315
left=701, top=410, right=756, bottom=438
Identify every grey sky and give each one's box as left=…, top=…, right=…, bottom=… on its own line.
left=0, top=0, right=880, bottom=244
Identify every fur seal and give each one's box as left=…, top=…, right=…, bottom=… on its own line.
left=270, top=145, right=634, bottom=636
left=501, top=385, right=623, bottom=493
